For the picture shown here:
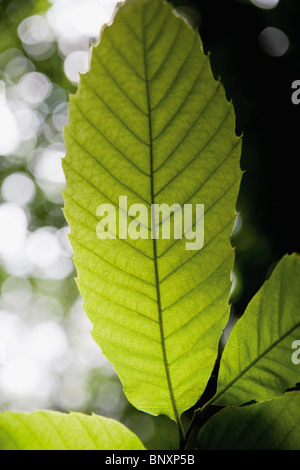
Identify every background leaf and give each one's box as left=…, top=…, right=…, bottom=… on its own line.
left=0, top=410, right=145, bottom=450
left=198, top=392, right=300, bottom=450
left=63, top=0, right=241, bottom=425
left=215, top=253, right=300, bottom=406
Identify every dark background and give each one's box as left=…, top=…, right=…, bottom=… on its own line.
left=171, top=0, right=300, bottom=318
left=168, top=0, right=300, bottom=422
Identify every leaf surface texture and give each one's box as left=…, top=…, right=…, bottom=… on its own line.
left=0, top=411, right=145, bottom=450
left=63, top=0, right=241, bottom=421
left=198, top=392, right=300, bottom=450
left=216, top=253, right=300, bottom=406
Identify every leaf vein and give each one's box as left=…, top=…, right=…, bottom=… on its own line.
left=73, top=101, right=150, bottom=177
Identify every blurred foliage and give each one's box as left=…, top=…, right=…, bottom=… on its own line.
left=0, top=0, right=180, bottom=450
left=0, top=0, right=71, bottom=88
left=0, top=0, right=49, bottom=50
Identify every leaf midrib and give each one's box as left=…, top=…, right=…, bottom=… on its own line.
left=141, top=2, right=182, bottom=432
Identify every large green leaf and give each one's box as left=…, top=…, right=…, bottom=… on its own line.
left=215, top=253, right=300, bottom=406
left=198, top=392, right=300, bottom=450
left=0, top=411, right=145, bottom=450
left=63, top=0, right=241, bottom=426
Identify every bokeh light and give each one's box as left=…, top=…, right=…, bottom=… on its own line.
left=259, top=26, right=289, bottom=57
left=18, top=72, right=52, bottom=105
left=1, top=172, right=36, bottom=205
left=18, top=14, right=56, bottom=60
left=0, top=100, right=21, bottom=155
left=0, top=203, right=28, bottom=256
left=47, top=0, right=119, bottom=40
left=64, top=50, right=90, bottom=83
left=251, top=0, right=280, bottom=9
left=0, top=0, right=119, bottom=410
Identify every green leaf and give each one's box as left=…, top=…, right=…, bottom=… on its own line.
left=198, top=392, right=300, bottom=450
left=0, top=411, right=146, bottom=450
left=63, top=0, right=241, bottom=425
left=215, top=253, right=300, bottom=406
